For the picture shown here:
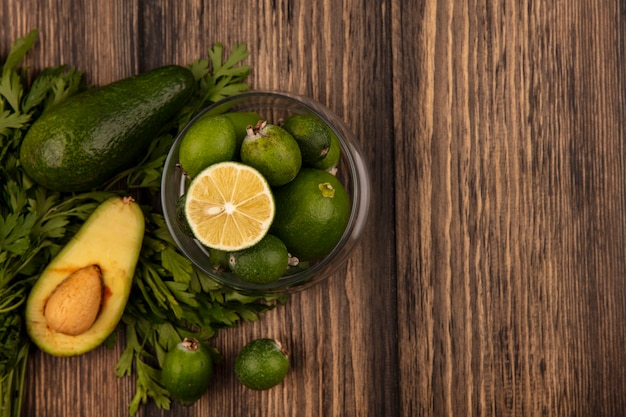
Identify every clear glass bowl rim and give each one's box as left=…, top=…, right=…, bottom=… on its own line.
left=161, top=90, right=371, bottom=294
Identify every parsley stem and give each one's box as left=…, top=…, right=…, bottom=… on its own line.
left=0, top=343, right=28, bottom=417
left=0, top=284, right=28, bottom=313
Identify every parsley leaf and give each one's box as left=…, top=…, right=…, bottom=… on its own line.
left=0, top=111, right=30, bottom=137
left=2, top=31, right=282, bottom=417
left=0, top=29, right=101, bottom=417
left=97, top=43, right=287, bottom=415
left=1, top=29, right=38, bottom=76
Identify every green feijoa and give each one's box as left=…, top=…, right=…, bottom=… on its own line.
left=234, top=338, right=289, bottom=390
left=161, top=337, right=214, bottom=406
left=175, top=195, right=194, bottom=236
left=240, top=120, right=302, bottom=186
left=284, top=260, right=311, bottom=276
left=222, top=111, right=263, bottom=152
left=228, top=234, right=289, bottom=284
left=209, top=247, right=230, bottom=271
left=281, top=113, right=332, bottom=164
left=310, top=125, right=341, bottom=172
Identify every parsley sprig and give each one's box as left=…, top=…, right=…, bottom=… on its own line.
left=1, top=29, right=108, bottom=417
left=107, top=44, right=285, bottom=414
left=1, top=30, right=284, bottom=417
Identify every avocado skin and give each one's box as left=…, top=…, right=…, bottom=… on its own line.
left=20, top=65, right=195, bottom=192
left=24, top=196, right=145, bottom=356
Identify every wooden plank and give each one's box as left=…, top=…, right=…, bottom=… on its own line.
left=391, top=0, right=626, bottom=416
left=2, top=0, right=625, bottom=416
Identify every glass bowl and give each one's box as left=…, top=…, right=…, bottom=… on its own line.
left=161, top=91, right=371, bottom=295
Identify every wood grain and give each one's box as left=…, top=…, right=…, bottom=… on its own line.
left=392, top=0, right=626, bottom=416
left=1, top=0, right=625, bottom=416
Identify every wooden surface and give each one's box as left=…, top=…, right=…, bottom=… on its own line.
left=2, top=0, right=626, bottom=416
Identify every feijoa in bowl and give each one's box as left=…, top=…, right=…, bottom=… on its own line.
left=161, top=91, right=370, bottom=295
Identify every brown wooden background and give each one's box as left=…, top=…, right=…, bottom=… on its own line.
left=2, top=0, right=625, bottom=416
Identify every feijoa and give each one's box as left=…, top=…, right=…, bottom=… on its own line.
left=240, top=120, right=302, bottom=186
left=310, top=125, right=341, bottom=172
left=175, top=195, right=194, bottom=236
left=228, top=234, right=289, bottom=284
left=282, top=113, right=331, bottom=164
left=234, top=338, right=289, bottom=390
left=161, top=337, right=214, bottom=406
left=222, top=111, right=263, bottom=152
left=209, top=247, right=230, bottom=271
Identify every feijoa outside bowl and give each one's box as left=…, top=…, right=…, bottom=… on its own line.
left=161, top=91, right=370, bottom=295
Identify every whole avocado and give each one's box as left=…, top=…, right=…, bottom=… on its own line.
left=20, top=65, right=195, bottom=192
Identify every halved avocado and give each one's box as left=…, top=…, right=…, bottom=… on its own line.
left=25, top=195, right=145, bottom=356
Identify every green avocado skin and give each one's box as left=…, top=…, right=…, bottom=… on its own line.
left=20, top=65, right=195, bottom=192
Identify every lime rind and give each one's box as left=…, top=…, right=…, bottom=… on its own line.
left=184, top=161, right=275, bottom=252
left=270, top=168, right=350, bottom=261
left=178, top=114, right=237, bottom=178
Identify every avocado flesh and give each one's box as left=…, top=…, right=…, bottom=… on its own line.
left=25, top=196, right=145, bottom=356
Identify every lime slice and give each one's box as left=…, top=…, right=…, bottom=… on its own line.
left=184, top=161, right=275, bottom=251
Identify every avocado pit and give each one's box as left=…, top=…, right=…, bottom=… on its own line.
left=44, top=264, right=103, bottom=336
